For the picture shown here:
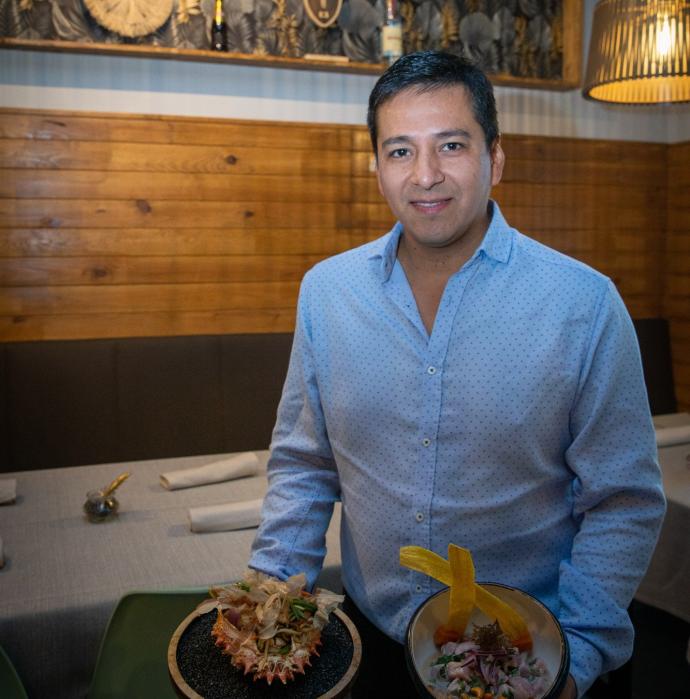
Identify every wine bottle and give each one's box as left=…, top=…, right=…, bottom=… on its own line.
left=381, top=0, right=402, bottom=65
left=211, top=0, right=227, bottom=52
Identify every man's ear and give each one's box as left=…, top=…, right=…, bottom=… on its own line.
left=490, top=137, right=505, bottom=187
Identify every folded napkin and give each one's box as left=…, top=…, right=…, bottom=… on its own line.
left=0, top=478, right=16, bottom=505
left=160, top=452, right=259, bottom=490
left=656, top=424, right=690, bottom=449
left=189, top=498, right=263, bottom=533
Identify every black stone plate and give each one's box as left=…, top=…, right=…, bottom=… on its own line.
left=170, top=608, right=359, bottom=699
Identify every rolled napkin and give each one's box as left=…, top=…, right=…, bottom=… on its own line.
left=189, top=498, right=263, bottom=533
left=160, top=452, right=259, bottom=490
left=0, top=478, right=16, bottom=505
left=656, top=424, right=690, bottom=449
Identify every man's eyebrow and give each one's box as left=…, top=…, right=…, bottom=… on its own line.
left=380, top=129, right=473, bottom=149
left=437, top=129, right=472, bottom=140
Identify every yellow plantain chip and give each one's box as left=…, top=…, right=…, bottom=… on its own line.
left=399, top=544, right=532, bottom=649
left=447, top=544, right=475, bottom=633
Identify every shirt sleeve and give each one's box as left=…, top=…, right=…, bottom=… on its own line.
left=560, top=279, right=666, bottom=695
left=248, top=272, right=341, bottom=589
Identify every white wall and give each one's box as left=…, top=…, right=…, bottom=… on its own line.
left=1, top=0, right=689, bottom=142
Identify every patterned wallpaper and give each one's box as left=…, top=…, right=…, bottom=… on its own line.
left=1, top=0, right=568, bottom=78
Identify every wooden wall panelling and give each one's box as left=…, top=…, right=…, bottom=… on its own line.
left=0, top=107, right=675, bottom=370
left=0, top=108, right=374, bottom=340
left=664, top=141, right=690, bottom=411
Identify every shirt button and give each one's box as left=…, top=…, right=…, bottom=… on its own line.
left=422, top=438, right=431, bottom=447
left=415, top=512, right=424, bottom=522
left=415, top=584, right=422, bottom=592
left=427, top=366, right=436, bottom=375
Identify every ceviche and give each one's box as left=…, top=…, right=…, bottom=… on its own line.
left=428, top=620, right=550, bottom=699
left=197, top=569, right=343, bottom=685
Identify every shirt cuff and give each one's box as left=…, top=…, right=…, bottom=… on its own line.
left=565, top=631, right=603, bottom=697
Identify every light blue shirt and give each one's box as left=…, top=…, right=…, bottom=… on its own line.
left=249, top=202, right=666, bottom=695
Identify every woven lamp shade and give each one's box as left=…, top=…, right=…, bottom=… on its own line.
left=583, top=0, right=690, bottom=104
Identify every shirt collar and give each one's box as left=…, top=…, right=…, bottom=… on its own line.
left=368, top=200, right=513, bottom=281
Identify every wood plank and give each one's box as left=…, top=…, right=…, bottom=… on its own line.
left=673, top=363, right=690, bottom=388
left=0, top=109, right=353, bottom=149
left=0, top=254, right=324, bottom=286
left=500, top=159, right=665, bottom=186
left=501, top=135, right=666, bottom=164
left=351, top=151, right=666, bottom=185
left=0, top=227, right=609, bottom=258
left=0, top=227, right=377, bottom=257
left=666, top=275, right=690, bottom=297
left=0, top=281, right=300, bottom=316
left=493, top=183, right=663, bottom=209
left=352, top=177, right=664, bottom=208
left=497, top=204, right=660, bottom=231
left=669, top=255, right=690, bottom=275
left=667, top=208, right=690, bottom=231
left=612, top=232, right=663, bottom=253
left=0, top=200, right=363, bottom=229
left=351, top=128, right=667, bottom=162
left=667, top=231, right=690, bottom=253
left=667, top=141, right=690, bottom=167
left=664, top=297, right=690, bottom=319
left=0, top=140, right=351, bottom=176
left=668, top=167, right=690, bottom=188
left=670, top=321, right=690, bottom=344
left=0, top=308, right=297, bottom=342
left=346, top=201, right=661, bottom=233
left=667, top=188, right=690, bottom=210
left=2, top=169, right=353, bottom=202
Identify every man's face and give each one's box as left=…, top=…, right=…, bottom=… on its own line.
left=375, top=85, right=504, bottom=256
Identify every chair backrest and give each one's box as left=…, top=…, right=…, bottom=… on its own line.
left=0, top=646, right=29, bottom=699
left=632, top=318, right=677, bottom=416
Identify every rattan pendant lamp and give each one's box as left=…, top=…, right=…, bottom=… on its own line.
left=583, top=0, right=690, bottom=104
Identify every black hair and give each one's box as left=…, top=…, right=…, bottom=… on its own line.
left=367, top=50, right=499, bottom=154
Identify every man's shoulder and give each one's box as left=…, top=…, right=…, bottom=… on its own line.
left=305, top=233, right=389, bottom=280
left=512, top=230, right=610, bottom=289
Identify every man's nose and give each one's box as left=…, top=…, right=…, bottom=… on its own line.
left=412, top=150, right=445, bottom=189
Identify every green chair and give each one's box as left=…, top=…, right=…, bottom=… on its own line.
left=0, top=645, right=29, bottom=699
left=88, top=588, right=209, bottom=699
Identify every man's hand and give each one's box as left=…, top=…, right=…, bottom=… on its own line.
left=556, top=674, right=577, bottom=699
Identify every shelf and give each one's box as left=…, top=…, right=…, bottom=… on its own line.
left=1, top=37, right=580, bottom=90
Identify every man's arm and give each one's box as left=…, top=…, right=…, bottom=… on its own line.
left=559, top=280, right=666, bottom=696
left=249, top=273, right=341, bottom=589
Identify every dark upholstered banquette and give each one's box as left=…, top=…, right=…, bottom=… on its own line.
left=0, top=319, right=676, bottom=473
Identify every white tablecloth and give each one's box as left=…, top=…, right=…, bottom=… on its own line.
left=635, top=415, right=690, bottom=623
left=0, top=452, right=343, bottom=699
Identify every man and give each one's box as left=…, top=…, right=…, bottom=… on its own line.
left=249, top=51, right=665, bottom=698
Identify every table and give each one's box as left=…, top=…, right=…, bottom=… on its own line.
left=0, top=452, right=344, bottom=699
left=636, top=413, right=690, bottom=624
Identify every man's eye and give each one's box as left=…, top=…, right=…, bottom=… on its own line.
left=388, top=148, right=409, bottom=158
left=442, top=142, right=464, bottom=152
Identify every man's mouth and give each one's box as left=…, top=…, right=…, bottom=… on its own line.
left=410, top=198, right=451, bottom=214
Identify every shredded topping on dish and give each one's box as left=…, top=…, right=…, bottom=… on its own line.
left=428, top=621, right=550, bottom=699
left=197, top=570, right=343, bottom=685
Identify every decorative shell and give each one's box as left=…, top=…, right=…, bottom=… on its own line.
left=83, top=0, right=174, bottom=37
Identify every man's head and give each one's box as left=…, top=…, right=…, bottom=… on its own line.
left=367, top=50, right=499, bottom=156
left=370, top=52, right=505, bottom=261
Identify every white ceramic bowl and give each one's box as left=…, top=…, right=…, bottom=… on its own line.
left=405, top=583, right=570, bottom=698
